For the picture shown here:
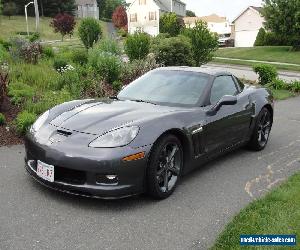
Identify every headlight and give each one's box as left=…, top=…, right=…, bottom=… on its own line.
left=89, top=126, right=140, bottom=148
left=31, top=110, right=50, bottom=132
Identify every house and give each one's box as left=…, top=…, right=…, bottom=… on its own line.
left=127, top=0, right=186, bottom=36
left=232, top=6, right=264, bottom=47
left=183, top=14, right=231, bottom=35
left=75, top=0, right=99, bottom=19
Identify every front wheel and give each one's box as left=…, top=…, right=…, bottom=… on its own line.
left=248, top=107, right=272, bottom=151
left=147, top=134, right=183, bottom=199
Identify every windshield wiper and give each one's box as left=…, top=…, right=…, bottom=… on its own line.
left=130, top=99, right=157, bottom=105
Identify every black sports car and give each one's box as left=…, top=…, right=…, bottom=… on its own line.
left=25, top=67, right=274, bottom=199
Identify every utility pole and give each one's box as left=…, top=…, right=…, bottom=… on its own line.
left=34, top=0, right=39, bottom=32
left=25, top=2, right=34, bottom=36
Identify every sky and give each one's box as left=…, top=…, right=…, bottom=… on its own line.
left=183, top=0, right=263, bottom=21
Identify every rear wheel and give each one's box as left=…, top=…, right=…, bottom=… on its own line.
left=147, top=134, right=183, bottom=199
left=248, top=108, right=272, bottom=151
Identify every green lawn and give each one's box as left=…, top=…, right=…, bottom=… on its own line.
left=215, top=46, right=300, bottom=65
left=271, top=89, right=296, bottom=100
left=211, top=172, right=300, bottom=250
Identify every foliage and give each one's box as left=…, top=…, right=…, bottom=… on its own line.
left=0, top=62, right=9, bottom=109
left=8, top=82, right=34, bottom=105
left=88, top=50, right=122, bottom=84
left=290, top=81, right=300, bottom=93
left=29, top=32, right=41, bottom=42
left=262, top=0, right=300, bottom=50
left=0, top=38, right=11, bottom=50
left=78, top=18, right=102, bottom=49
left=112, top=5, right=127, bottom=29
left=53, top=59, right=68, bottom=71
left=8, top=37, right=27, bottom=62
left=118, top=26, right=128, bottom=38
left=50, top=13, right=76, bottom=41
left=71, top=49, right=88, bottom=65
left=97, top=0, right=125, bottom=20
left=0, top=45, right=9, bottom=63
left=125, top=31, right=151, bottom=61
left=97, top=38, right=121, bottom=55
left=267, top=78, right=286, bottom=90
left=120, top=55, right=159, bottom=85
left=55, top=70, right=81, bottom=98
left=15, top=111, right=36, bottom=134
left=20, top=42, right=42, bottom=64
left=182, top=20, right=219, bottom=66
left=150, top=35, right=194, bottom=66
left=253, top=64, right=278, bottom=85
left=42, top=46, right=55, bottom=58
left=159, top=12, right=184, bottom=37
left=112, top=81, right=122, bottom=92
left=254, top=28, right=266, bottom=46
left=186, top=10, right=196, bottom=17
left=0, top=113, right=5, bottom=125
left=3, top=1, right=16, bottom=19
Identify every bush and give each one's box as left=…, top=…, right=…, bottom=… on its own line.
left=150, top=35, right=194, bottom=66
left=21, top=42, right=42, bottom=64
left=125, top=31, right=151, bottom=61
left=8, top=82, right=35, bottom=105
left=15, top=111, right=37, bottom=134
left=182, top=21, right=219, bottom=66
left=55, top=70, right=82, bottom=98
left=159, top=12, right=184, bottom=37
left=0, top=39, right=12, bottom=51
left=88, top=50, right=122, bottom=84
left=0, top=45, right=9, bottom=63
left=264, top=32, right=291, bottom=46
left=0, top=113, right=5, bottom=125
left=253, top=64, right=278, bottom=85
left=97, top=38, right=121, bottom=55
left=254, top=28, right=266, bottom=46
left=112, top=5, right=128, bottom=29
left=50, top=13, right=76, bottom=41
left=71, top=49, right=88, bottom=65
left=290, top=81, right=300, bottom=92
left=0, top=63, right=10, bottom=109
left=53, top=58, right=68, bottom=71
left=118, top=27, right=128, bottom=38
left=42, top=46, right=55, bottom=58
left=112, top=81, right=123, bottom=92
left=9, top=37, right=27, bottom=62
left=267, top=78, right=287, bottom=90
left=78, top=18, right=102, bottom=49
left=29, top=32, right=41, bottom=42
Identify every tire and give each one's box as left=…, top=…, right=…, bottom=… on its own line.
left=248, top=107, right=272, bottom=151
left=147, top=134, right=183, bottom=199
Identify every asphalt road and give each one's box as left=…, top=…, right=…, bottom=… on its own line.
left=206, top=63, right=300, bottom=82
left=1, top=97, right=300, bottom=250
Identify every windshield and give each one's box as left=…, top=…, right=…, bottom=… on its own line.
left=118, top=70, right=210, bottom=107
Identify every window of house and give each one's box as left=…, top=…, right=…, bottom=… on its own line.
left=149, top=12, right=157, bottom=21
left=130, top=13, right=137, bottom=22
left=139, top=0, right=146, bottom=5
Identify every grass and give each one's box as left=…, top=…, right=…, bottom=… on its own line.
left=211, top=172, right=300, bottom=250
left=271, top=89, right=296, bottom=100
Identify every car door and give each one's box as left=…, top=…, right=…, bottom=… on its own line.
left=203, top=75, right=252, bottom=154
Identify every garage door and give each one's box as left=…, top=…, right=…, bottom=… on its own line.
left=235, top=30, right=259, bottom=47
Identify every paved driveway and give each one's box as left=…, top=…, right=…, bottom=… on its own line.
left=1, top=97, right=300, bottom=250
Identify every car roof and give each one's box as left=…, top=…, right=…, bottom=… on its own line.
left=155, top=66, right=232, bottom=77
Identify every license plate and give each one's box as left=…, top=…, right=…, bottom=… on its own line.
left=37, top=160, right=54, bottom=182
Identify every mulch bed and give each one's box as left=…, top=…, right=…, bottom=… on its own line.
left=0, top=98, right=23, bottom=146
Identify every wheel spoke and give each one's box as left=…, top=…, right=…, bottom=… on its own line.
left=163, top=171, right=169, bottom=192
left=169, top=166, right=180, bottom=176
left=168, top=146, right=178, bottom=163
left=263, top=121, right=271, bottom=129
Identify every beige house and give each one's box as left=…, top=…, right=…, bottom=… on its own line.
left=76, top=0, right=99, bottom=19
left=183, top=14, right=231, bottom=35
left=232, top=6, right=264, bottom=47
left=127, top=0, right=186, bottom=36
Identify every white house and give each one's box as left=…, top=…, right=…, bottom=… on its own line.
left=183, top=14, right=231, bottom=35
left=232, top=6, right=264, bottom=47
left=127, top=0, right=186, bottom=36
left=75, top=0, right=99, bottom=19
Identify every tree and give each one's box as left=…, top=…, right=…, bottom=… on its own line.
left=186, top=10, right=196, bottom=17
left=3, top=1, right=16, bottom=19
left=182, top=21, right=218, bottom=66
left=159, top=12, right=184, bottom=37
left=50, top=13, right=76, bottom=41
left=112, top=5, right=127, bottom=28
left=254, top=28, right=266, bottom=46
left=125, top=31, right=150, bottom=61
left=97, top=0, right=126, bottom=19
left=262, top=0, right=300, bottom=50
left=78, top=18, right=102, bottom=49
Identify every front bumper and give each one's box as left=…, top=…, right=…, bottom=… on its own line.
left=24, top=133, right=152, bottom=199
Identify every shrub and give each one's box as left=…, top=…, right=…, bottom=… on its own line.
left=71, top=49, right=88, bottom=65
left=150, top=35, right=194, bottom=66
left=254, top=28, right=266, bottom=46
left=15, top=111, right=37, bottom=134
left=253, top=64, right=278, bottom=85
left=42, top=46, right=55, bottom=58
left=78, top=18, right=102, bottom=49
left=0, top=45, right=9, bottom=63
left=9, top=37, right=27, bottom=62
left=0, top=113, right=5, bottom=125
left=56, top=70, right=82, bottom=98
left=0, top=39, right=12, bottom=51
left=53, top=58, right=68, bottom=71
left=29, top=32, right=41, bottom=42
left=263, top=32, right=291, bottom=46
left=21, top=42, right=42, bottom=64
left=267, top=78, right=287, bottom=90
left=112, top=5, right=128, bottom=29
left=182, top=21, right=219, bottom=66
left=125, top=31, right=151, bottom=61
left=112, top=81, right=123, bottom=92
left=88, top=50, right=122, bottom=84
left=97, top=38, right=121, bottom=55
left=50, top=13, right=76, bottom=41
left=290, top=81, right=300, bottom=92
left=118, top=27, right=128, bottom=38
left=159, top=12, right=184, bottom=37
left=8, top=82, right=35, bottom=105
left=0, top=62, right=9, bottom=109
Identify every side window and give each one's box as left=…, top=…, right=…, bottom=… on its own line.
left=210, top=76, right=238, bottom=104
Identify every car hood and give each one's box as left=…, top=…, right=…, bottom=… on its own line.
left=50, top=99, right=184, bottom=135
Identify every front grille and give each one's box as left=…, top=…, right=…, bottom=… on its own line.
left=55, top=166, right=86, bottom=185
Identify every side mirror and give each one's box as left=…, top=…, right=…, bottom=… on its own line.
left=206, top=95, right=237, bottom=116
